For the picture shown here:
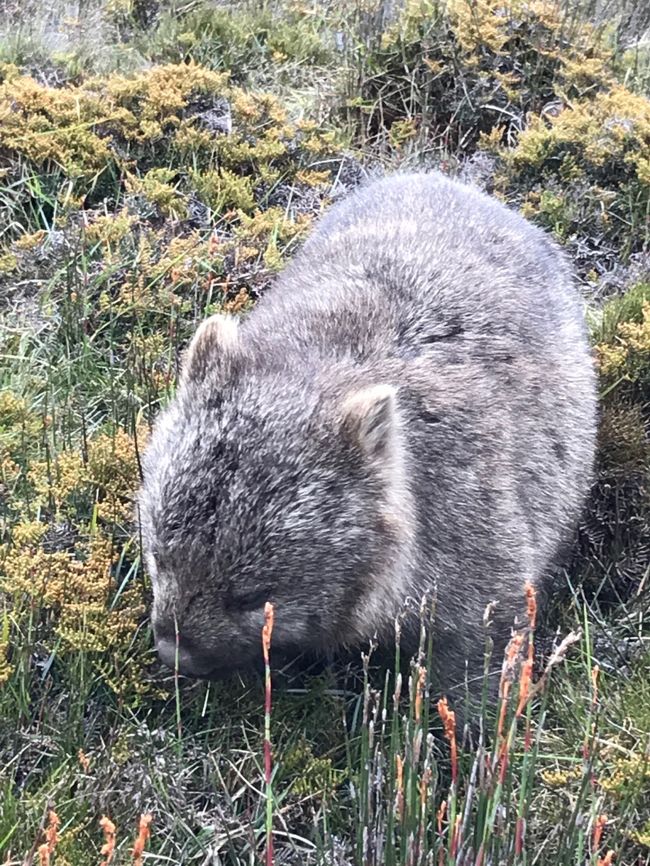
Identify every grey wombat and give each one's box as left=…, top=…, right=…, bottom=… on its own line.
left=138, top=172, right=597, bottom=702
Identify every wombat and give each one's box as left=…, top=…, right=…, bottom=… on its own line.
left=138, top=171, right=597, bottom=703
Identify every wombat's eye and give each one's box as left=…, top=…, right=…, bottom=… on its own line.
left=225, top=586, right=271, bottom=612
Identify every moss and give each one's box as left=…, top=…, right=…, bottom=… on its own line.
left=0, top=391, right=43, bottom=462
left=496, top=85, right=650, bottom=261
left=0, top=61, right=20, bottom=83
left=0, top=62, right=340, bottom=238
left=595, top=283, right=650, bottom=391
left=143, top=3, right=332, bottom=80
left=282, top=737, right=347, bottom=798
left=191, top=167, right=256, bottom=213
left=347, top=0, right=648, bottom=270
left=85, top=209, right=135, bottom=247
left=571, top=283, right=650, bottom=605
left=13, top=228, right=46, bottom=249
left=356, top=0, right=616, bottom=151
left=0, top=417, right=151, bottom=703
left=3, top=530, right=149, bottom=693
left=631, top=822, right=650, bottom=848
left=126, top=168, right=188, bottom=220
left=0, top=250, right=18, bottom=274
left=511, top=86, right=650, bottom=181
left=0, top=75, right=113, bottom=176
left=0, top=620, right=12, bottom=685
left=599, top=753, right=650, bottom=798
left=597, top=282, right=650, bottom=343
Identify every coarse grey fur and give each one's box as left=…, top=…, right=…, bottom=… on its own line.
left=138, top=171, right=597, bottom=703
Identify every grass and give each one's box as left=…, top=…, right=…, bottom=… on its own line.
left=0, top=0, right=649, bottom=863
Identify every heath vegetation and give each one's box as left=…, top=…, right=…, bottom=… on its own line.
left=0, top=0, right=648, bottom=864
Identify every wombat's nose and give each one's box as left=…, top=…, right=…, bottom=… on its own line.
left=155, top=636, right=214, bottom=677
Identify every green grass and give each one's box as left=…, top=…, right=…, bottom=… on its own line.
left=0, top=0, right=649, bottom=863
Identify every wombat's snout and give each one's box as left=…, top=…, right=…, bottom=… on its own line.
left=154, top=627, right=216, bottom=678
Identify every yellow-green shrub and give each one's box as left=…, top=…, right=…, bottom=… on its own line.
left=0, top=409, right=152, bottom=702
left=0, top=62, right=339, bottom=238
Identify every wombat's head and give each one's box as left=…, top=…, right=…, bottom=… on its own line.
left=138, top=315, right=414, bottom=678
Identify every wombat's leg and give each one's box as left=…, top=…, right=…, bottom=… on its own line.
left=430, top=594, right=529, bottom=720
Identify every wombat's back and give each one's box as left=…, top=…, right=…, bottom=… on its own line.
left=244, top=172, right=597, bottom=693
left=248, top=172, right=587, bottom=367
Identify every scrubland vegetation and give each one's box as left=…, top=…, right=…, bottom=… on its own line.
left=0, top=0, right=648, bottom=863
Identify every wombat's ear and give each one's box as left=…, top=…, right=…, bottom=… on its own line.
left=180, top=314, right=239, bottom=386
left=341, top=384, right=398, bottom=459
